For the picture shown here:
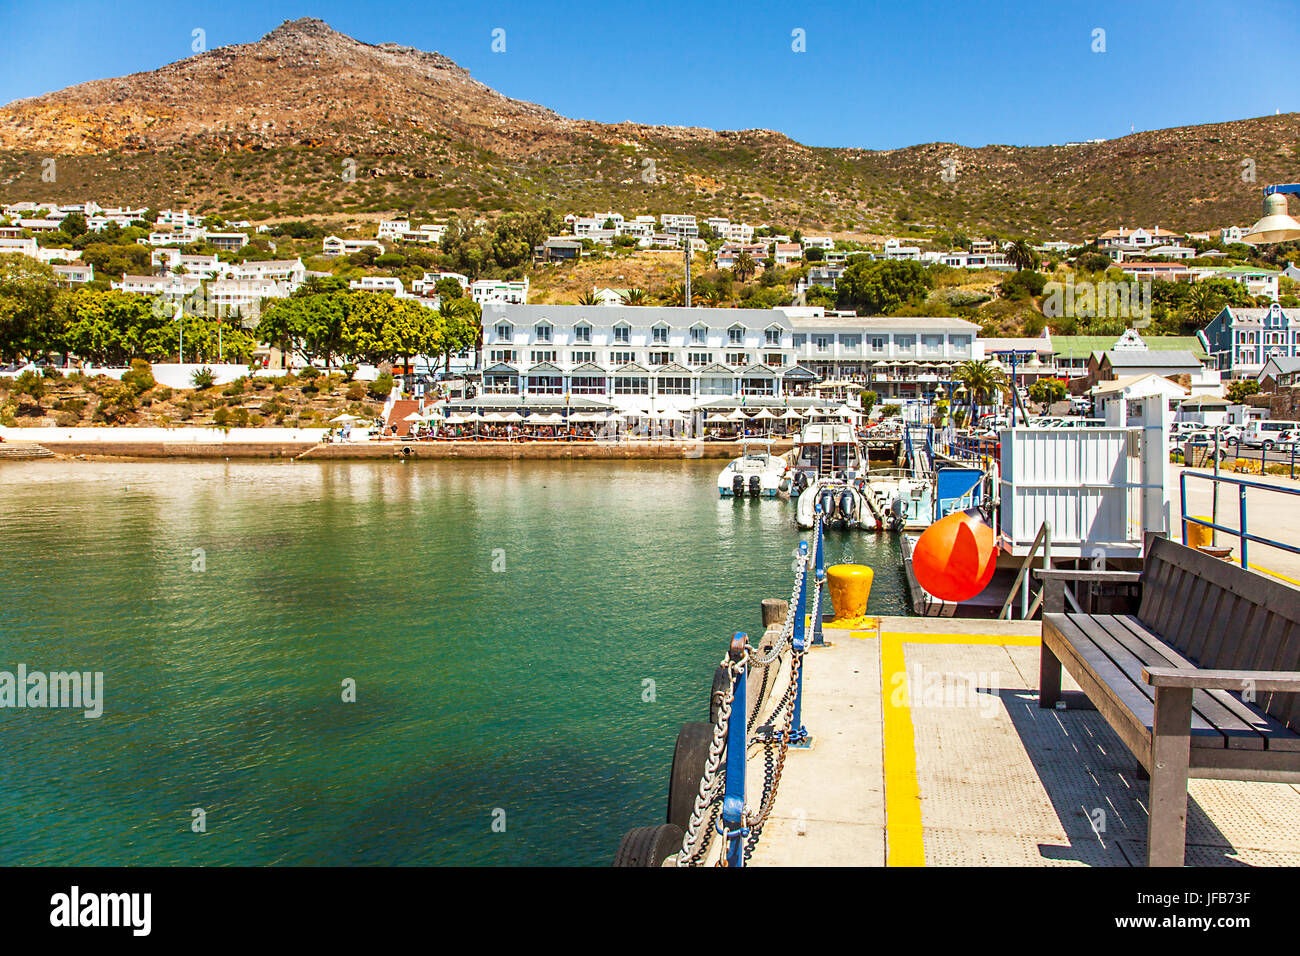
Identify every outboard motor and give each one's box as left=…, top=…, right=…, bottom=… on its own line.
left=731, top=474, right=745, bottom=497
left=838, top=489, right=856, bottom=523
left=819, top=489, right=836, bottom=521
left=793, top=471, right=809, bottom=497
left=748, top=474, right=762, bottom=497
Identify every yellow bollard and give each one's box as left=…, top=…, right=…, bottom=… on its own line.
left=826, top=564, right=874, bottom=626
left=1184, top=515, right=1213, bottom=550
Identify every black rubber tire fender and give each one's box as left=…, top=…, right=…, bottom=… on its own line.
left=612, top=823, right=684, bottom=867
left=667, top=721, right=716, bottom=831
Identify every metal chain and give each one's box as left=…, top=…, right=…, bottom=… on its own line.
left=676, top=649, right=746, bottom=865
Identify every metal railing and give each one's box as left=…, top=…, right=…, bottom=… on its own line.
left=999, top=520, right=1052, bottom=620
left=679, top=509, right=825, bottom=867
left=1179, top=471, right=1300, bottom=570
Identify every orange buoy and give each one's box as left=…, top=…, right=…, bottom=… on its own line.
left=912, top=507, right=998, bottom=602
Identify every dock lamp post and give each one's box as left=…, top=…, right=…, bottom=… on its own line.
left=174, top=303, right=184, bottom=365
left=1243, top=184, right=1300, bottom=245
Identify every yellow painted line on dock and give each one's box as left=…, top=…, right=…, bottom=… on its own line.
left=880, top=630, right=1041, bottom=868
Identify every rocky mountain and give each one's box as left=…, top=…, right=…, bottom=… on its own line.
left=0, top=18, right=1295, bottom=237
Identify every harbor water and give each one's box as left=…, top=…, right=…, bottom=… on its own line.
left=0, top=458, right=908, bottom=865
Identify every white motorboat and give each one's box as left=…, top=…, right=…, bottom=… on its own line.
left=781, top=420, right=868, bottom=500
left=718, top=440, right=787, bottom=498
left=795, top=477, right=868, bottom=529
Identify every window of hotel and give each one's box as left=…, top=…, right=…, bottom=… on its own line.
left=765, top=327, right=782, bottom=346
left=527, top=375, right=562, bottom=394
left=657, top=377, right=691, bottom=395
left=652, top=324, right=669, bottom=344
left=495, top=323, right=512, bottom=340
left=921, top=334, right=943, bottom=354
left=870, top=336, right=885, bottom=353
left=649, top=351, right=672, bottom=365
left=688, top=352, right=712, bottom=366
left=814, top=335, right=832, bottom=353
left=614, top=324, right=631, bottom=343
left=530, top=350, right=557, bottom=364
left=728, top=325, right=745, bottom=345
left=839, top=334, right=861, bottom=351
left=614, top=376, right=649, bottom=394
left=726, top=352, right=748, bottom=366
left=570, top=376, right=606, bottom=394
left=741, top=377, right=775, bottom=396
left=698, top=376, right=734, bottom=396
left=765, top=353, right=785, bottom=367
left=691, top=325, right=708, bottom=345
left=571, top=350, right=596, bottom=364
left=895, top=335, right=916, bottom=352
left=535, top=323, right=553, bottom=343
left=489, top=350, right=517, bottom=363
left=793, top=334, right=807, bottom=348
left=574, top=323, right=592, bottom=343
left=610, top=351, right=635, bottom=365
left=950, top=335, right=970, bottom=350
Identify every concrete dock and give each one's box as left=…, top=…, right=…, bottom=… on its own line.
left=749, top=615, right=1300, bottom=866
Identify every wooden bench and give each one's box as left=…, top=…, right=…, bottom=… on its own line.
left=1039, top=535, right=1300, bottom=866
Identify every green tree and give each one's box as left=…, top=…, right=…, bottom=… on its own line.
left=733, top=251, right=757, bottom=282
left=837, top=259, right=933, bottom=314
left=952, top=359, right=1008, bottom=422
left=1226, top=379, right=1261, bottom=403
left=1028, top=377, right=1068, bottom=407
left=1004, top=238, right=1038, bottom=271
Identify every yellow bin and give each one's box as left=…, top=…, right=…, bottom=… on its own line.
left=1184, top=515, right=1213, bottom=550
left=826, top=564, right=873, bottom=622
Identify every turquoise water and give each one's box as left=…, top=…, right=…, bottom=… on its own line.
left=0, top=458, right=907, bottom=866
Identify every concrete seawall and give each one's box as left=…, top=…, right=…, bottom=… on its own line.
left=3, top=429, right=794, bottom=461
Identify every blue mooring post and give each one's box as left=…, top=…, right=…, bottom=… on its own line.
left=812, top=514, right=826, bottom=647
left=722, top=632, right=748, bottom=867
left=790, top=543, right=811, bottom=748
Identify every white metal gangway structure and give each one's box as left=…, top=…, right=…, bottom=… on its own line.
left=997, top=394, right=1170, bottom=561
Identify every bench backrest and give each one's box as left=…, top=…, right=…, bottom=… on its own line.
left=1138, top=535, right=1300, bottom=729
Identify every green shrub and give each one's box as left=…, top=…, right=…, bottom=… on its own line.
left=297, top=366, right=321, bottom=381
left=41, top=365, right=63, bottom=380
left=54, top=411, right=79, bottom=427
left=13, top=370, right=44, bottom=402
left=122, top=359, right=156, bottom=394
left=346, top=382, right=366, bottom=401
left=154, top=386, right=173, bottom=402
left=56, top=398, right=86, bottom=415
left=367, top=373, right=394, bottom=401
left=191, top=366, right=216, bottom=388
left=211, top=406, right=232, bottom=427
left=222, top=378, right=246, bottom=397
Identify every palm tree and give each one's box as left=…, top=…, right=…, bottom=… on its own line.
left=1005, top=238, right=1038, bottom=272
left=621, top=288, right=649, bottom=306
left=661, top=283, right=686, bottom=307
left=952, top=359, right=1008, bottom=425
left=704, top=287, right=726, bottom=308
left=577, top=290, right=601, bottom=305
left=733, top=251, right=757, bottom=282
left=1185, top=283, right=1224, bottom=327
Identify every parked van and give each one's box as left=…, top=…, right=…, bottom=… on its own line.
left=1242, top=420, right=1300, bottom=449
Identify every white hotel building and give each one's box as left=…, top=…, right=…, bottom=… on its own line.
left=469, top=305, right=980, bottom=418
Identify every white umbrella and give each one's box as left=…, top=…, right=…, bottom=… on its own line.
left=781, top=408, right=804, bottom=419
left=531, top=413, right=564, bottom=424
left=402, top=412, right=424, bottom=422
left=751, top=408, right=778, bottom=419
left=836, top=404, right=857, bottom=417
left=726, top=409, right=748, bottom=421
left=503, top=411, right=525, bottom=422
left=704, top=413, right=733, bottom=424
left=446, top=413, right=470, bottom=423
left=330, top=413, right=362, bottom=423
left=657, top=410, right=690, bottom=422
left=464, top=412, right=487, bottom=422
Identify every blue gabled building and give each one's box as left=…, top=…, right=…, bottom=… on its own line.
left=1203, top=303, right=1300, bottom=379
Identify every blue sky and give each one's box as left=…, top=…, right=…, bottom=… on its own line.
left=1, top=0, right=1296, bottom=150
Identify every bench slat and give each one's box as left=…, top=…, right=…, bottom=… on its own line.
left=1092, top=615, right=1264, bottom=749
left=1138, top=555, right=1174, bottom=633
left=1267, top=620, right=1300, bottom=730
left=1042, top=614, right=1157, bottom=764
left=1170, top=573, right=1212, bottom=659
left=1067, top=614, right=1225, bottom=747
left=1108, top=614, right=1300, bottom=750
